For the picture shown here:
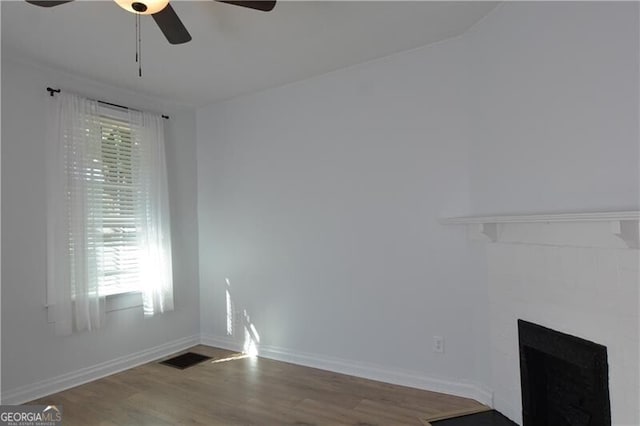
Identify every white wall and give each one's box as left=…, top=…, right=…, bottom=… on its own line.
left=196, top=0, right=639, bottom=418
left=1, top=54, right=200, bottom=401
left=465, top=2, right=640, bottom=424
left=467, top=2, right=639, bottom=215
left=196, top=35, right=492, bottom=401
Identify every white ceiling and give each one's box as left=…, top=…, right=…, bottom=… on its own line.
left=2, top=1, right=497, bottom=107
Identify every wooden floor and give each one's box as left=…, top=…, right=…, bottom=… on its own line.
left=30, top=345, right=485, bottom=425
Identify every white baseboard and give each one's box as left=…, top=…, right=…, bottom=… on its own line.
left=200, top=334, right=243, bottom=352
left=3, top=334, right=200, bottom=405
left=3, top=333, right=493, bottom=408
left=200, top=334, right=494, bottom=407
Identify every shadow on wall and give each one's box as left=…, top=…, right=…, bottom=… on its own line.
left=225, top=277, right=261, bottom=357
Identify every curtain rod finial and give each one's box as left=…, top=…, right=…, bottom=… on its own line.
left=47, top=87, right=61, bottom=97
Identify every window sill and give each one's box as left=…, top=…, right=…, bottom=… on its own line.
left=45, top=291, right=143, bottom=323
left=106, top=291, right=143, bottom=312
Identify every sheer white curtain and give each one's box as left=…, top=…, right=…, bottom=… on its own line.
left=129, top=110, right=174, bottom=317
left=46, top=92, right=174, bottom=335
left=47, top=93, right=106, bottom=336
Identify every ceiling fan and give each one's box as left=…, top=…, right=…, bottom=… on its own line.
left=25, top=0, right=276, bottom=45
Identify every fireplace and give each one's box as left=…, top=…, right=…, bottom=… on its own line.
left=518, top=319, right=611, bottom=426
left=443, top=212, right=639, bottom=423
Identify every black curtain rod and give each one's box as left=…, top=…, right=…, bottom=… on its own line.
left=47, top=87, right=170, bottom=120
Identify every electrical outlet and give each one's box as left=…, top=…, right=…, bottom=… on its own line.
left=433, top=336, right=445, bottom=353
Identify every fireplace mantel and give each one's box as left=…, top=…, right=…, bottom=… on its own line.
left=440, top=211, right=640, bottom=248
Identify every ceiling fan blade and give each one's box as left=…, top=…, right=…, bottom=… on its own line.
left=217, top=1, right=276, bottom=12
left=25, top=0, right=73, bottom=7
left=152, top=4, right=192, bottom=45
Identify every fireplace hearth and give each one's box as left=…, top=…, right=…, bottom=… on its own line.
left=518, top=320, right=611, bottom=426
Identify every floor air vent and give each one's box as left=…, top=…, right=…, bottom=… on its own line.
left=160, top=352, right=212, bottom=369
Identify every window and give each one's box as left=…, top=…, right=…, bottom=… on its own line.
left=47, top=92, right=174, bottom=335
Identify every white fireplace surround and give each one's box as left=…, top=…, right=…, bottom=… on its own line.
left=443, top=211, right=640, bottom=426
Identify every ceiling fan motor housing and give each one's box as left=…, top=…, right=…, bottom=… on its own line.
left=114, top=0, right=168, bottom=15
left=132, top=2, right=147, bottom=12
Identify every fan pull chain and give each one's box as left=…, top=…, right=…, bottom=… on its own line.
left=134, top=13, right=142, bottom=77
left=135, top=12, right=138, bottom=64
left=137, top=13, right=142, bottom=77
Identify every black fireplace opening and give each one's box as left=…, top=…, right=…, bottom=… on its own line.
left=518, top=320, right=610, bottom=426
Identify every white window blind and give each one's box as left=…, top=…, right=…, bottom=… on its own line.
left=98, top=113, right=141, bottom=296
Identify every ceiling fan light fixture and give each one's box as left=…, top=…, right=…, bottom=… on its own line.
left=114, top=0, right=169, bottom=15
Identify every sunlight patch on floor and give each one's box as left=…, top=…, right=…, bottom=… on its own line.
left=211, top=353, right=251, bottom=364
